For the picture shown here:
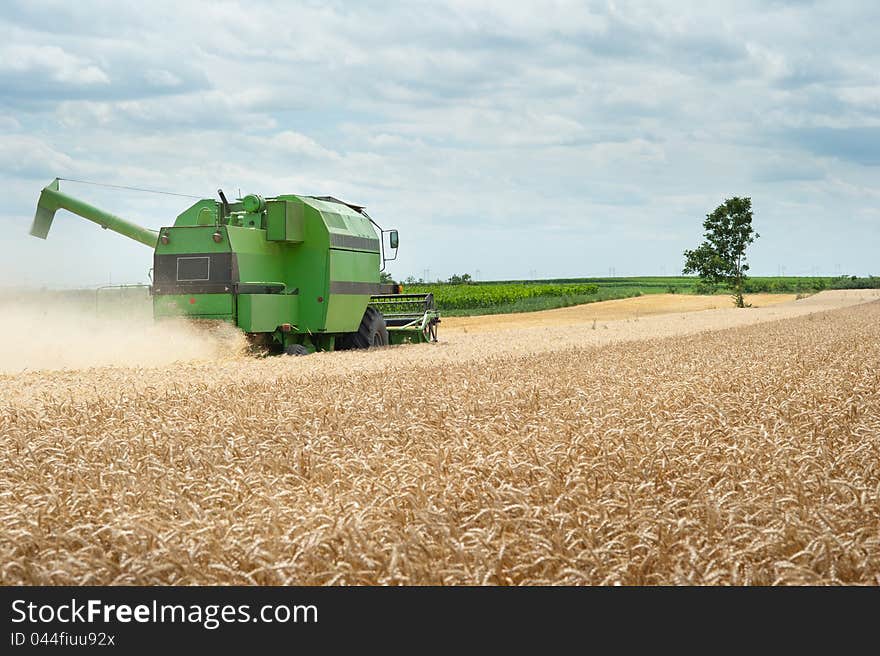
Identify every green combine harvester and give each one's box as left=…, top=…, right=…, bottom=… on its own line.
left=30, top=179, right=439, bottom=354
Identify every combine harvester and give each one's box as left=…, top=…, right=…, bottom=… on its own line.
left=30, top=179, right=439, bottom=354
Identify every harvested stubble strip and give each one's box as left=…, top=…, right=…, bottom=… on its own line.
left=0, top=294, right=878, bottom=585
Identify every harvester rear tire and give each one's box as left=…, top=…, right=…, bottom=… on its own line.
left=345, top=307, right=389, bottom=349
left=284, top=344, right=309, bottom=356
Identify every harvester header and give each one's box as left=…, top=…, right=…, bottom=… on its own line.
left=30, top=179, right=439, bottom=354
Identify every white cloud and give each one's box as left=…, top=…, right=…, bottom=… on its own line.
left=0, top=44, right=109, bottom=85
left=0, top=134, right=78, bottom=176
left=0, top=115, right=21, bottom=130
left=1, top=0, right=879, bottom=284
left=272, top=131, right=342, bottom=162
left=144, top=69, right=183, bottom=88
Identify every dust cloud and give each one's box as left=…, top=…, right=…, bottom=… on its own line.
left=0, top=291, right=247, bottom=373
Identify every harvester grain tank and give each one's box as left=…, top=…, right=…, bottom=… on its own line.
left=31, top=179, right=439, bottom=353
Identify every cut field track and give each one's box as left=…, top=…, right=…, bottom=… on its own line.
left=442, top=292, right=798, bottom=333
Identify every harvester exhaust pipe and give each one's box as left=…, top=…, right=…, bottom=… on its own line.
left=31, top=178, right=159, bottom=248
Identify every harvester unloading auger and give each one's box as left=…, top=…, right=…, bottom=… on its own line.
left=30, top=179, right=439, bottom=354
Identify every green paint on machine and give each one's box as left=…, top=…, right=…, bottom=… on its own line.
left=30, top=179, right=439, bottom=354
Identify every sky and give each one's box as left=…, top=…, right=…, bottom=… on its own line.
left=1, top=0, right=878, bottom=287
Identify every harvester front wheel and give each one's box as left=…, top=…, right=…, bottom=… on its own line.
left=345, top=307, right=389, bottom=349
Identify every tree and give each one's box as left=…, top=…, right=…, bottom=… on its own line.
left=683, top=197, right=759, bottom=308
left=447, top=273, right=473, bottom=284
left=379, top=271, right=395, bottom=284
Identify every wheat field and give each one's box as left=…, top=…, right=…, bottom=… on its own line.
left=1, top=291, right=878, bottom=585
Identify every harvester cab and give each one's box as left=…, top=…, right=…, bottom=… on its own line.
left=31, top=178, right=439, bottom=354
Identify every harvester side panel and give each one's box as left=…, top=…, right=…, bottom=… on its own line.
left=153, top=293, right=235, bottom=320
left=266, top=200, right=305, bottom=242
left=305, top=196, right=384, bottom=334
left=225, top=226, right=286, bottom=287
left=325, top=248, right=381, bottom=333
left=238, top=294, right=298, bottom=332
left=283, top=202, right=330, bottom=332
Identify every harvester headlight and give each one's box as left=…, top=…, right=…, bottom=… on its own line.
left=160, top=234, right=170, bottom=245
left=212, top=231, right=223, bottom=243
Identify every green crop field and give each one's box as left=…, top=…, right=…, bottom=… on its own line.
left=405, top=276, right=879, bottom=316
left=404, top=282, right=599, bottom=312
